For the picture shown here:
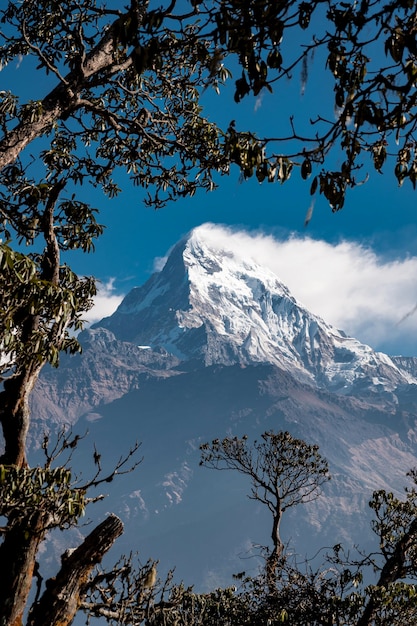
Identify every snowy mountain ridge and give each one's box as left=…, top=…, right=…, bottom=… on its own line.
left=98, top=224, right=416, bottom=393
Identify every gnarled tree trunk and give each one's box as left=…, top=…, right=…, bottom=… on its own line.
left=27, top=514, right=124, bottom=626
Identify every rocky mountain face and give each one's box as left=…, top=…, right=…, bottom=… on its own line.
left=29, top=224, right=417, bottom=589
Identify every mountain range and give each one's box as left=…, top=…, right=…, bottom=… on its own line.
left=29, top=223, right=417, bottom=590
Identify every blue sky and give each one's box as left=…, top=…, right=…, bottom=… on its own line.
left=4, top=10, right=417, bottom=357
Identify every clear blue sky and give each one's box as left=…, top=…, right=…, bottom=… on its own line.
left=3, top=10, right=417, bottom=356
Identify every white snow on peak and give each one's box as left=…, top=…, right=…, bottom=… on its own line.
left=175, top=225, right=417, bottom=390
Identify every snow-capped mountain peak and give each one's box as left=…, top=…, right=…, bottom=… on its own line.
left=97, top=224, right=417, bottom=392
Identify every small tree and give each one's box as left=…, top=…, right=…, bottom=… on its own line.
left=200, top=431, right=330, bottom=588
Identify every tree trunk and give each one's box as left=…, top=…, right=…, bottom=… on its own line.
left=27, top=514, right=124, bottom=626
left=0, top=511, right=47, bottom=626
left=266, top=510, right=284, bottom=594
left=0, top=180, right=66, bottom=468
left=271, top=509, right=284, bottom=559
left=0, top=364, right=43, bottom=467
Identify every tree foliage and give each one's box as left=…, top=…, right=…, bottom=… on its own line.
left=1, top=0, right=417, bottom=624
left=0, top=0, right=416, bottom=214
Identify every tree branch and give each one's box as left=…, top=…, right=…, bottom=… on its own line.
left=0, top=3, right=150, bottom=170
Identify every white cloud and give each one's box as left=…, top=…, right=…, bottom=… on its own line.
left=84, top=278, right=124, bottom=326
left=194, top=223, right=417, bottom=356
